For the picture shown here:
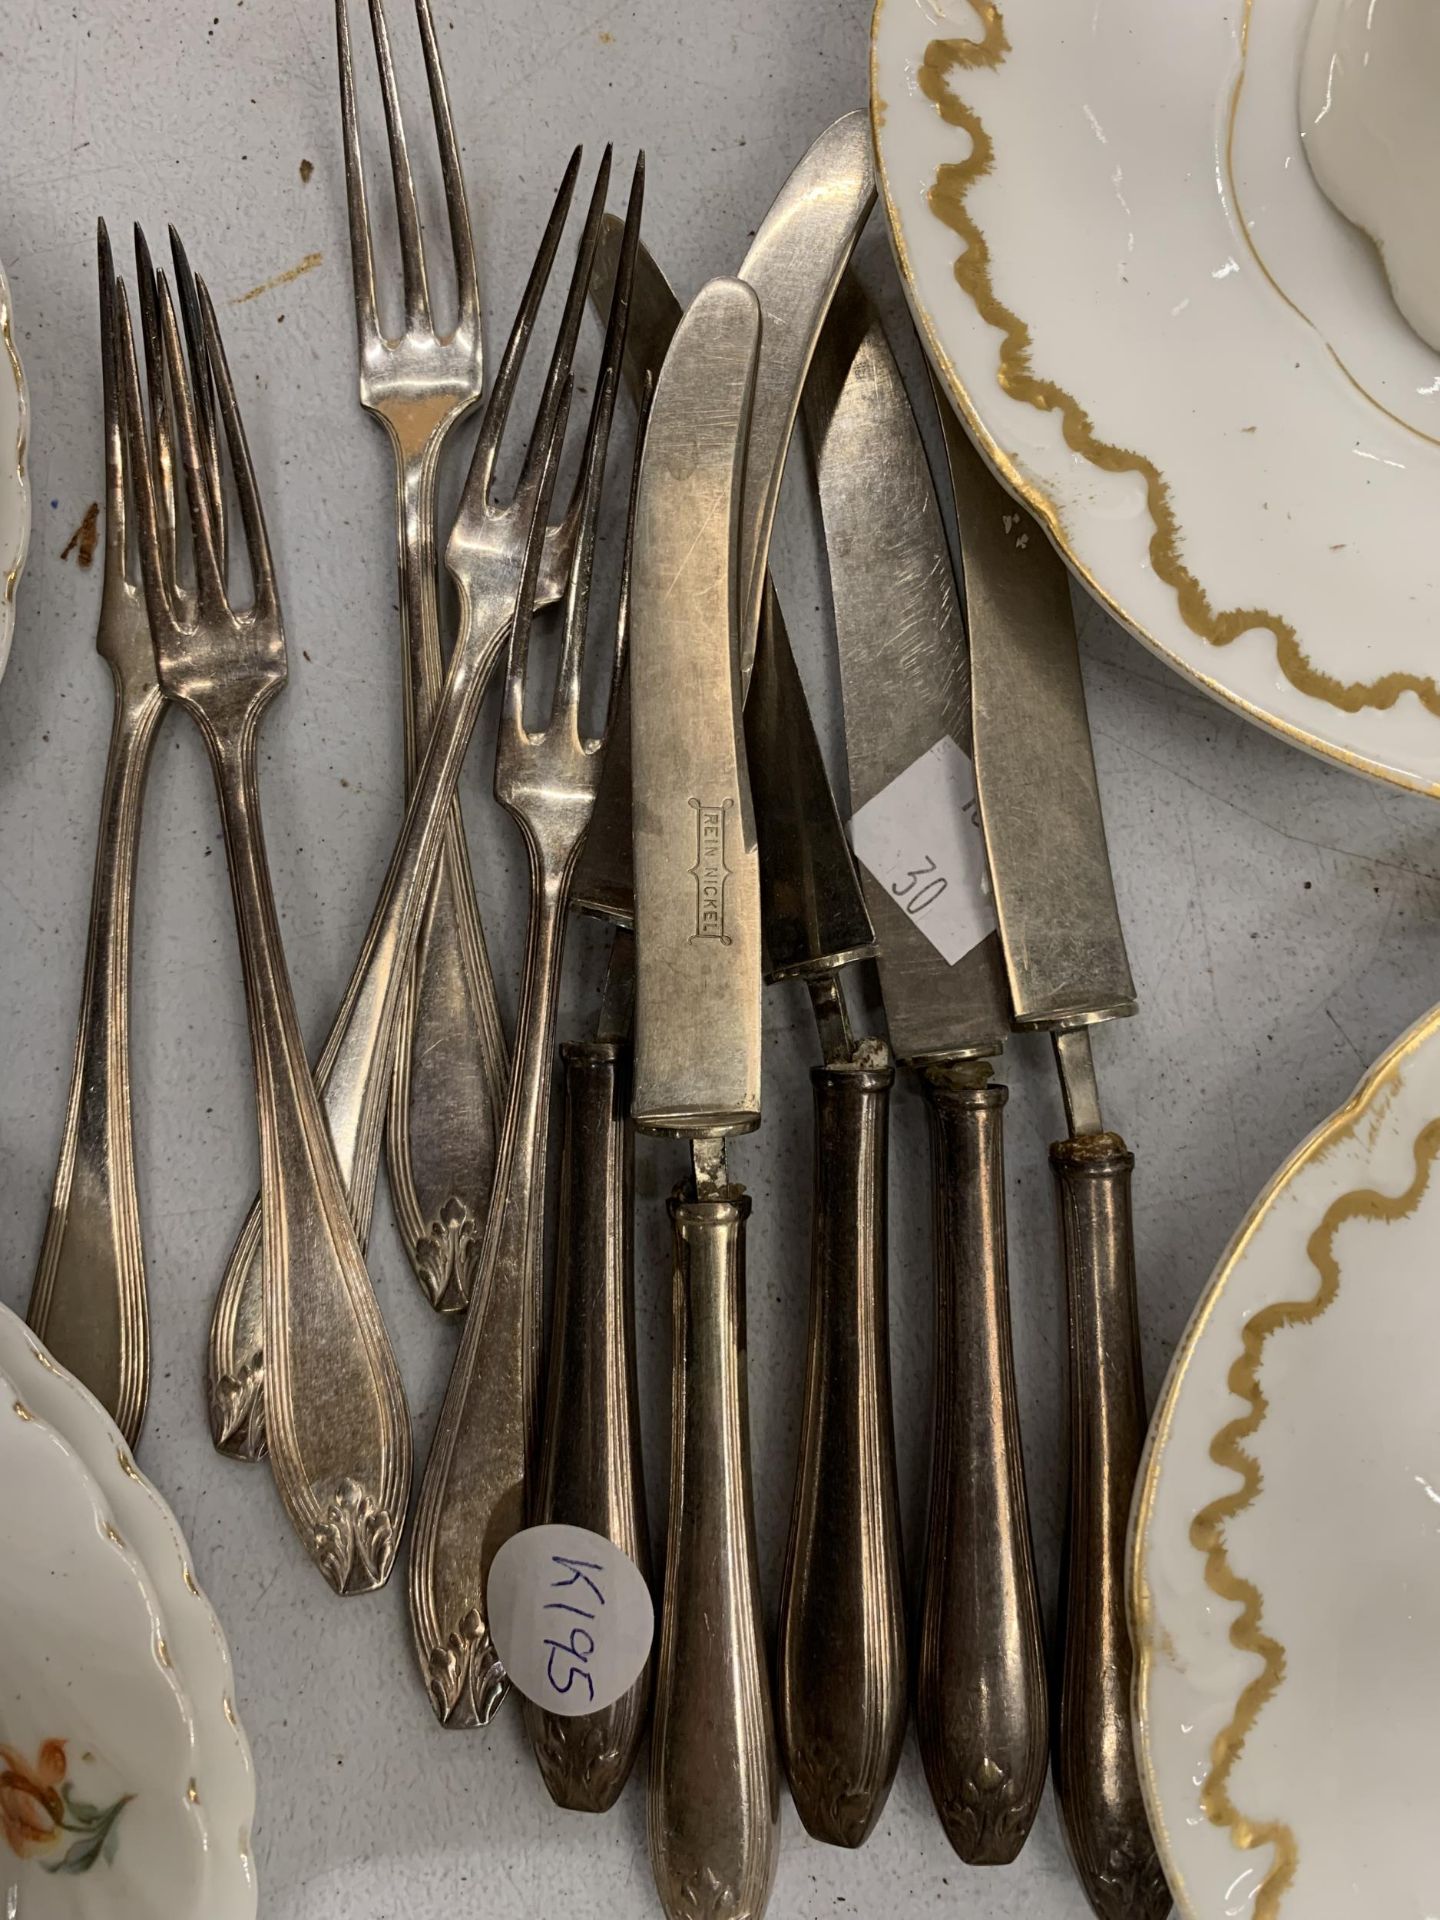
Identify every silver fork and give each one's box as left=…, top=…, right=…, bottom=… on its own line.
left=25, top=223, right=168, bottom=1447
left=116, top=251, right=411, bottom=1595
left=206, top=148, right=606, bottom=1463
left=410, top=162, right=643, bottom=1731
left=339, top=0, right=526, bottom=1315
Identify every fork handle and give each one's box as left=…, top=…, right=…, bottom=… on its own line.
left=917, top=1066, right=1048, bottom=1865
left=525, top=1039, right=652, bottom=1811
left=207, top=719, right=411, bottom=1593
left=777, top=1060, right=906, bottom=1849
left=387, top=444, right=509, bottom=1316
left=650, top=1187, right=780, bottom=1920
left=1050, top=1130, right=1169, bottom=1920
left=409, top=864, right=569, bottom=1726
left=28, top=681, right=165, bottom=1447
left=208, top=587, right=507, bottom=1462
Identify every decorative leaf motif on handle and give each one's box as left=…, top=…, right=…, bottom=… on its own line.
left=211, top=1354, right=266, bottom=1459
left=313, top=1480, right=397, bottom=1594
left=783, top=1745, right=875, bottom=1851
left=1093, top=1837, right=1172, bottom=1918
left=939, top=1755, right=1032, bottom=1865
left=674, top=1865, right=740, bottom=1920
left=531, top=1716, right=624, bottom=1796
left=413, top=1197, right=480, bottom=1316
left=426, top=1609, right=508, bottom=1729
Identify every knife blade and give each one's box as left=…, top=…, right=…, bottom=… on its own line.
left=571, top=109, right=874, bottom=924
left=806, top=272, right=1048, bottom=1866
left=573, top=219, right=904, bottom=1849
left=631, top=277, right=762, bottom=1136
left=629, top=275, right=780, bottom=1920
left=937, top=401, right=1167, bottom=1920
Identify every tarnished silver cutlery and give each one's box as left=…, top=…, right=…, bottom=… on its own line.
left=207, top=0, right=549, bottom=1446
left=807, top=278, right=1049, bottom=1865
left=115, top=240, right=411, bottom=1594
left=206, top=176, right=589, bottom=1466
left=570, top=120, right=902, bottom=1855
left=339, top=0, right=502, bottom=1317
left=526, top=447, right=652, bottom=1811
left=939, top=400, right=1167, bottom=1919
left=408, top=153, right=643, bottom=1732
left=26, top=223, right=167, bottom=1448
left=628, top=273, right=776, bottom=1920
left=189, top=143, right=608, bottom=1558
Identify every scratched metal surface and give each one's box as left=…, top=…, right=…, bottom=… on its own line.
left=2, top=3, right=1438, bottom=1916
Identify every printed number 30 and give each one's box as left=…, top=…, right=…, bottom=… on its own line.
left=892, top=854, right=948, bottom=917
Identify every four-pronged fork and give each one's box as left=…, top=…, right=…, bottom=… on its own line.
left=409, top=160, right=642, bottom=1731
left=26, top=222, right=167, bottom=1448
left=115, top=248, right=411, bottom=1594
left=337, top=0, right=505, bottom=1317
left=206, top=148, right=607, bottom=1463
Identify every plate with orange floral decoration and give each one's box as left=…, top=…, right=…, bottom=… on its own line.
left=0, top=1303, right=255, bottom=1919
left=871, top=0, right=1440, bottom=794
left=1130, top=1001, right=1440, bottom=1918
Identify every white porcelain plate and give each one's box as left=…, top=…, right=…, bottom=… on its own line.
left=871, top=0, right=1440, bottom=793
left=1131, top=1005, right=1440, bottom=1917
left=0, top=255, right=29, bottom=680
left=0, top=1304, right=256, bottom=1920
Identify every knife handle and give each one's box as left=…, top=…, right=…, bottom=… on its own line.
left=1050, top=1131, right=1169, bottom=1920
left=916, top=1066, right=1048, bottom=1865
left=526, top=1041, right=651, bottom=1812
left=650, top=1187, right=780, bottom=1920
left=777, top=1060, right=906, bottom=1848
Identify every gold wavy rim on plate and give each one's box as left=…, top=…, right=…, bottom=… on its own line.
left=869, top=0, right=1440, bottom=795
left=1130, top=1000, right=1440, bottom=1919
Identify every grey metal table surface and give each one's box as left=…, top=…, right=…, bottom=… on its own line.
left=2, top=3, right=1437, bottom=1917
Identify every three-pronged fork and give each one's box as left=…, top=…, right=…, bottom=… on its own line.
left=337, top=0, right=509, bottom=1316
left=410, top=160, right=643, bottom=1731
left=25, top=223, right=168, bottom=1448
left=206, top=148, right=608, bottom=1462
left=116, top=246, right=411, bottom=1595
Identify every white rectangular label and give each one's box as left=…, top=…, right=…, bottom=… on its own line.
left=849, top=734, right=995, bottom=967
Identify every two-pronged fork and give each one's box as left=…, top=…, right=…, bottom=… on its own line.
left=206, top=149, right=609, bottom=1463
left=410, top=162, right=643, bottom=1732
left=25, top=223, right=168, bottom=1448
left=115, top=246, right=411, bottom=1595
left=337, top=0, right=507, bottom=1317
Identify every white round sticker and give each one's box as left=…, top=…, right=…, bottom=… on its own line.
left=487, top=1523, right=654, bottom=1717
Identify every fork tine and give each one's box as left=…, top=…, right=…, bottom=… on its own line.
left=549, top=363, right=616, bottom=734
left=502, top=374, right=575, bottom=748
left=114, top=280, right=173, bottom=630
left=195, top=276, right=280, bottom=620
left=513, top=146, right=613, bottom=506
left=549, top=152, right=643, bottom=732
left=97, top=221, right=126, bottom=580
left=336, top=0, right=381, bottom=341
left=413, top=0, right=478, bottom=330
left=156, top=273, right=226, bottom=612
left=453, top=146, right=581, bottom=532
left=367, top=0, right=431, bottom=331
left=606, top=367, right=654, bottom=736
left=169, top=227, right=226, bottom=566
left=134, top=226, right=178, bottom=584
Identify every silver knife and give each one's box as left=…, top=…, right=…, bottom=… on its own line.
left=806, top=273, right=1048, bottom=1866
left=937, top=401, right=1168, bottom=1919
left=630, top=276, right=780, bottom=1920
left=576, top=220, right=905, bottom=1848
